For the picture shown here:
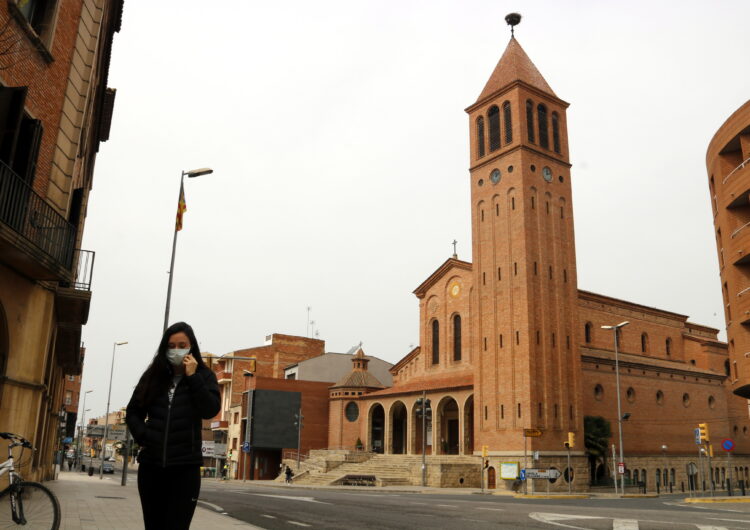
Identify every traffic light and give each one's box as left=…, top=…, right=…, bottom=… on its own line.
left=481, top=445, right=488, bottom=457
left=416, top=398, right=432, bottom=419
left=698, top=423, right=710, bottom=443
left=566, top=432, right=575, bottom=449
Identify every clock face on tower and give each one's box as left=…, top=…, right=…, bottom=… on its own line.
left=490, top=168, right=501, bottom=184
left=542, top=166, right=553, bottom=182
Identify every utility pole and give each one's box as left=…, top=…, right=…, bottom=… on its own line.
left=294, top=408, right=304, bottom=470
left=416, top=390, right=431, bottom=487
left=612, top=444, right=618, bottom=495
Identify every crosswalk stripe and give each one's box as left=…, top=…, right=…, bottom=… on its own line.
left=612, top=520, right=638, bottom=530
left=696, top=526, right=730, bottom=529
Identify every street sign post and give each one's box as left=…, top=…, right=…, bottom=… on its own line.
left=617, top=462, right=625, bottom=475
left=525, top=468, right=561, bottom=480
left=694, top=428, right=702, bottom=445
left=242, top=441, right=251, bottom=453
left=721, top=438, right=735, bottom=452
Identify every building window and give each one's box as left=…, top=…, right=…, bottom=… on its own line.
left=526, top=100, right=535, bottom=143
left=232, top=438, right=238, bottom=450
left=537, top=103, right=549, bottom=149
left=551, top=112, right=561, bottom=153
left=725, top=360, right=731, bottom=376
left=616, top=328, right=623, bottom=349
left=665, top=337, right=672, bottom=356
left=682, top=393, right=690, bottom=407
left=594, top=384, right=603, bottom=401
left=626, top=387, right=635, bottom=403
left=345, top=402, right=359, bottom=422
left=453, top=314, right=462, bottom=361
left=233, top=412, right=239, bottom=424
left=13, top=0, right=59, bottom=46
left=708, top=395, right=715, bottom=409
left=432, top=320, right=439, bottom=365
left=64, top=391, right=72, bottom=406
left=488, top=105, right=500, bottom=151
left=0, top=87, right=43, bottom=185
left=476, top=116, right=485, bottom=158
left=656, top=390, right=664, bottom=405
left=517, top=403, right=521, bottom=418
left=641, top=333, right=649, bottom=353
left=584, top=322, right=592, bottom=344
left=503, top=101, right=512, bottom=144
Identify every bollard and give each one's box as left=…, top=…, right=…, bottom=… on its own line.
left=656, top=482, right=660, bottom=495
left=670, top=483, right=673, bottom=494
left=727, top=479, right=732, bottom=496
left=740, top=479, right=746, bottom=496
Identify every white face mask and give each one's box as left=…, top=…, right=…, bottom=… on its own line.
left=166, top=348, right=190, bottom=366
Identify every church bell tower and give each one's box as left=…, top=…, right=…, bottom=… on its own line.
left=466, top=21, right=583, bottom=455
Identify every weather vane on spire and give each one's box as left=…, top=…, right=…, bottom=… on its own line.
left=505, top=12, right=522, bottom=36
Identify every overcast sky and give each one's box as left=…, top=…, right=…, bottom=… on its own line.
left=79, top=0, right=750, bottom=419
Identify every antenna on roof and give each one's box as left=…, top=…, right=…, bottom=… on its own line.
left=505, top=12, right=522, bottom=36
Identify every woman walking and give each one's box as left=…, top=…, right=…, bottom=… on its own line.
left=126, top=322, right=220, bottom=529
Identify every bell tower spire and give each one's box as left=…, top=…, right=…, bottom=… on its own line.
left=466, top=18, right=582, bottom=456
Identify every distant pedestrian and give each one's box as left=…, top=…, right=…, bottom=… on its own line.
left=67, top=458, right=73, bottom=471
left=126, top=322, right=220, bottom=530
left=285, top=465, right=294, bottom=484
left=222, top=463, right=228, bottom=480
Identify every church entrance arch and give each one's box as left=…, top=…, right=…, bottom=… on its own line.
left=390, top=401, right=407, bottom=454
left=463, top=395, right=474, bottom=455
left=436, top=396, right=459, bottom=455
left=369, top=404, right=385, bottom=454
left=487, top=466, right=496, bottom=489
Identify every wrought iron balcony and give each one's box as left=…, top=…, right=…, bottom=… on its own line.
left=0, top=159, right=75, bottom=280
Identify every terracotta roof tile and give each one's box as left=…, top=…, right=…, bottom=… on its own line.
left=366, top=373, right=473, bottom=398
left=331, top=371, right=384, bottom=390
left=476, top=37, right=555, bottom=103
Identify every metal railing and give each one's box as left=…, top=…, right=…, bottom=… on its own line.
left=731, top=221, right=750, bottom=239
left=0, top=159, right=75, bottom=268
left=72, top=249, right=95, bottom=290
left=722, top=155, right=750, bottom=185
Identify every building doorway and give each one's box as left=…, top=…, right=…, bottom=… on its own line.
left=487, top=467, right=496, bottom=489
left=437, top=397, right=459, bottom=454
left=463, top=395, right=474, bottom=455
left=370, top=404, right=385, bottom=454
left=391, top=401, right=407, bottom=454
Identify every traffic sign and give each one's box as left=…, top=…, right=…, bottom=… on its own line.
left=524, top=429, right=543, bottom=438
left=617, top=462, right=625, bottom=475
left=520, top=469, right=526, bottom=481
left=242, top=441, right=251, bottom=453
left=525, top=468, right=561, bottom=479
left=721, top=438, right=735, bottom=452
left=694, top=428, right=701, bottom=445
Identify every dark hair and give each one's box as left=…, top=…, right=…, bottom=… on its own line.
left=133, top=322, right=206, bottom=407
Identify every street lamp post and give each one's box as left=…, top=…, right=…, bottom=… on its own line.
left=100, top=341, right=128, bottom=479
left=163, top=167, right=214, bottom=332
left=78, top=390, right=92, bottom=468
left=602, top=320, right=629, bottom=495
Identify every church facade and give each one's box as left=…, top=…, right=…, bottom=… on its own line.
left=327, top=36, right=750, bottom=492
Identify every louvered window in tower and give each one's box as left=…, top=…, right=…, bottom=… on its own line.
left=476, top=116, right=485, bottom=158
left=432, top=320, right=440, bottom=365
left=503, top=101, right=512, bottom=144
left=526, top=100, right=535, bottom=143
left=552, top=112, right=561, bottom=153
left=537, top=103, right=549, bottom=149
left=488, top=105, right=500, bottom=151
left=453, top=314, right=462, bottom=361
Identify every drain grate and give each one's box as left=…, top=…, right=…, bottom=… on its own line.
left=94, top=496, right=126, bottom=499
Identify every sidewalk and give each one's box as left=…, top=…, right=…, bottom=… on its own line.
left=46, top=469, right=258, bottom=529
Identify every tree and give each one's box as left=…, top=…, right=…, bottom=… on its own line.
left=584, top=415, right=612, bottom=485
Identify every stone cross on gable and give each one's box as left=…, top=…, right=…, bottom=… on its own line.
left=452, top=239, right=458, bottom=258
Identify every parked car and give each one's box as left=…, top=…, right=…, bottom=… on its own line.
left=102, top=460, right=115, bottom=474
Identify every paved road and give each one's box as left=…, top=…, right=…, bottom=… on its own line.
left=198, top=483, right=750, bottom=529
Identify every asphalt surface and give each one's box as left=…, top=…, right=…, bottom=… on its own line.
left=197, top=482, right=750, bottom=529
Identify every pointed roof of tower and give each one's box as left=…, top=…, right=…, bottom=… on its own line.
left=476, top=37, right=556, bottom=103
left=330, top=347, right=385, bottom=390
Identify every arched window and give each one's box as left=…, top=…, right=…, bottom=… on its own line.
left=488, top=106, right=500, bottom=151
left=432, top=320, right=440, bottom=365
left=641, top=333, right=649, bottom=353
left=584, top=322, right=592, bottom=343
left=665, top=337, right=672, bottom=356
left=551, top=112, right=561, bottom=153
left=476, top=116, right=485, bottom=158
left=725, top=359, right=731, bottom=376
left=537, top=103, right=549, bottom=149
left=453, top=314, right=462, bottom=362
left=615, top=327, right=623, bottom=349
left=526, top=100, right=535, bottom=143
left=503, top=101, right=512, bottom=144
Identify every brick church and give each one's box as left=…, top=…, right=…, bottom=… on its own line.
left=324, top=31, right=750, bottom=491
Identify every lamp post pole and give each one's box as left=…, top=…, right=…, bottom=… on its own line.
left=100, top=341, right=127, bottom=479
left=78, top=390, right=92, bottom=468
left=602, top=321, right=629, bottom=495
left=163, top=167, right=213, bottom=332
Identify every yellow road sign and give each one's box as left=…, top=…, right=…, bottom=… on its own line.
left=524, top=429, right=543, bottom=438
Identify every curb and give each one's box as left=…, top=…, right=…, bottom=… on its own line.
left=514, top=494, right=590, bottom=499
left=621, top=494, right=659, bottom=498
left=684, top=497, right=750, bottom=503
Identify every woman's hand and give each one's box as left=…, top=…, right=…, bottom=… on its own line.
left=184, top=354, right=198, bottom=376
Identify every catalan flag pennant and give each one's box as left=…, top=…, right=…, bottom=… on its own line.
left=176, top=185, right=187, bottom=231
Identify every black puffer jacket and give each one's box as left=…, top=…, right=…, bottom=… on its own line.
left=126, top=366, right=220, bottom=467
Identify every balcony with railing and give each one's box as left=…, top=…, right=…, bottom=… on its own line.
left=0, top=159, right=76, bottom=281
left=722, top=156, right=750, bottom=209
left=730, top=222, right=750, bottom=265
left=55, top=249, right=95, bottom=375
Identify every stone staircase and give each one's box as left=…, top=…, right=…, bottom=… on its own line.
left=286, top=452, right=478, bottom=487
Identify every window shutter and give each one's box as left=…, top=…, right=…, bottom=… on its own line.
left=0, top=87, right=28, bottom=166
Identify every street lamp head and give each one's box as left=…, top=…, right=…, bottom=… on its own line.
left=242, top=370, right=254, bottom=377
left=661, top=444, right=668, bottom=451
left=622, top=412, right=631, bottom=420
left=115, top=341, right=128, bottom=346
left=601, top=321, right=630, bottom=330
left=85, top=390, right=93, bottom=394
left=185, top=167, right=213, bottom=178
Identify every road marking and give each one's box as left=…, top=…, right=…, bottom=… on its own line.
left=261, top=514, right=276, bottom=519
left=288, top=522, right=311, bottom=527
left=612, top=520, right=638, bottom=530
left=196, top=500, right=224, bottom=512
left=436, top=504, right=457, bottom=508
left=530, top=512, right=603, bottom=529
left=410, top=502, right=429, bottom=505
left=708, top=518, right=750, bottom=523
left=251, top=494, right=331, bottom=505
left=696, top=526, right=731, bottom=529
left=478, top=507, right=505, bottom=512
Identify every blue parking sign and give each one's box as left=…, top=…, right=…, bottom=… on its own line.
left=520, top=469, right=526, bottom=481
